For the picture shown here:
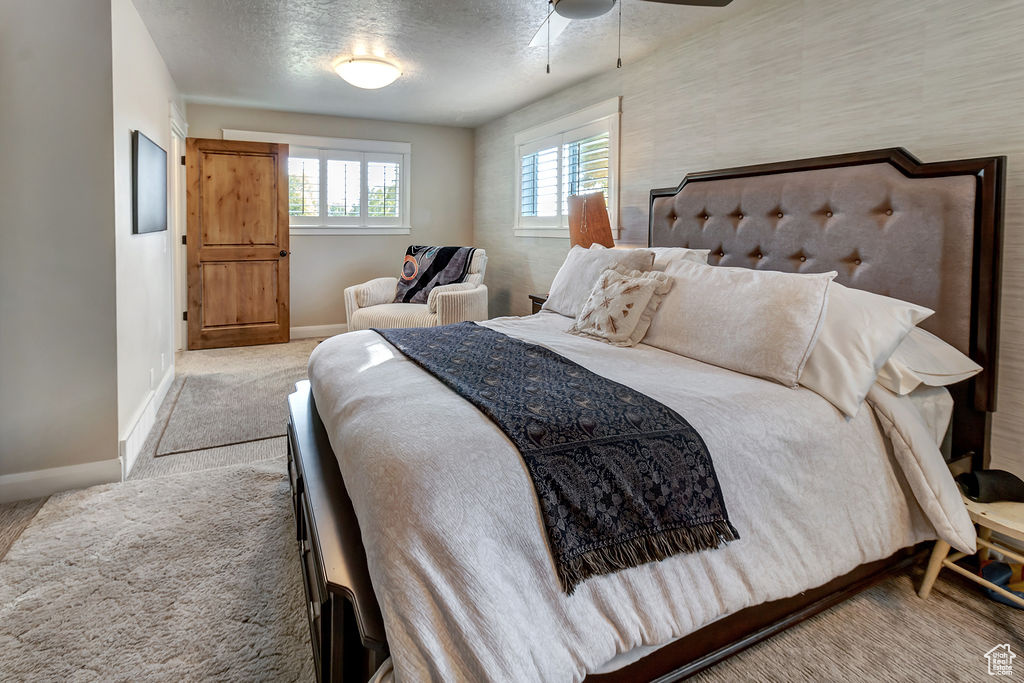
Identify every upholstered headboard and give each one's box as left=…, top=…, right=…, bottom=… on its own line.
left=648, top=149, right=1004, bottom=468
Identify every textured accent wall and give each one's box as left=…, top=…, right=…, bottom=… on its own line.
left=473, top=0, right=1024, bottom=474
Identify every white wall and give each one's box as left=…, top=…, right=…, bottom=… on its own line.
left=0, top=0, right=120, bottom=488
left=473, top=0, right=1024, bottom=474
left=186, top=104, right=475, bottom=330
left=111, top=0, right=182, bottom=471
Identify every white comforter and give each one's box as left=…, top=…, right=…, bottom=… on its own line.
left=308, top=312, right=974, bottom=682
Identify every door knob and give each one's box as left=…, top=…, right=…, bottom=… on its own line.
left=280, top=250, right=288, bottom=257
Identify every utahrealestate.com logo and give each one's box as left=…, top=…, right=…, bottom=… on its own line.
left=986, top=644, right=1016, bottom=677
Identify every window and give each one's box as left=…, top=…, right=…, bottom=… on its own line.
left=223, top=129, right=411, bottom=235
left=514, top=97, right=620, bottom=238
left=288, top=157, right=320, bottom=217
left=367, top=159, right=401, bottom=217
left=326, top=159, right=360, bottom=217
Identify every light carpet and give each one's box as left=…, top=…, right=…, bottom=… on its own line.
left=130, top=338, right=320, bottom=479
left=154, top=341, right=319, bottom=457
left=0, top=458, right=313, bottom=682
left=692, top=569, right=1023, bottom=682
left=0, top=497, right=46, bottom=561
left=156, top=370, right=298, bottom=455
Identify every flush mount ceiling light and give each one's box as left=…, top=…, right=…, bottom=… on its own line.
left=335, top=58, right=401, bottom=89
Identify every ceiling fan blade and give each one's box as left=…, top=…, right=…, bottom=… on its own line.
left=640, top=0, right=733, bottom=6
left=529, top=8, right=573, bottom=47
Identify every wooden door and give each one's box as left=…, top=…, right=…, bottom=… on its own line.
left=186, top=138, right=289, bottom=349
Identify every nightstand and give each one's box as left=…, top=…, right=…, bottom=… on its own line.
left=918, top=497, right=1024, bottom=608
left=529, top=294, right=548, bottom=314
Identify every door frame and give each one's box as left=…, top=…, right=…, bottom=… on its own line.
left=170, top=102, right=188, bottom=351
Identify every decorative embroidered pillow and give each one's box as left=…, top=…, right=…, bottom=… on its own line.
left=568, top=267, right=672, bottom=347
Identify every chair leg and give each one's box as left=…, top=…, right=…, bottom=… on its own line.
left=919, top=540, right=951, bottom=599
left=978, top=527, right=993, bottom=563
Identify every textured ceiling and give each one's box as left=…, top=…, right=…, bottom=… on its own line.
left=132, top=0, right=752, bottom=127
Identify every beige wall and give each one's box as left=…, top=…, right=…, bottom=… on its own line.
left=0, top=0, right=120, bottom=480
left=111, top=0, right=182, bottom=440
left=473, top=0, right=1024, bottom=474
left=186, top=104, right=476, bottom=329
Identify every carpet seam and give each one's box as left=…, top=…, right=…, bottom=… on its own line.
left=155, top=433, right=286, bottom=458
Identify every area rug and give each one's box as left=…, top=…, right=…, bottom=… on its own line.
left=0, top=459, right=314, bottom=682
left=155, top=366, right=305, bottom=456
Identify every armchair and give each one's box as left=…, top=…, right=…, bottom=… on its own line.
left=345, top=250, right=488, bottom=331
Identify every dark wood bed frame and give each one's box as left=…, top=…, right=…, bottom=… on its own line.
left=287, top=148, right=1005, bottom=682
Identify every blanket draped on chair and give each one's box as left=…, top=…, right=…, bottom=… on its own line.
left=393, top=246, right=476, bottom=304
left=373, top=322, right=739, bottom=593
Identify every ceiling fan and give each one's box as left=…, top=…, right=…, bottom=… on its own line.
left=529, top=0, right=734, bottom=49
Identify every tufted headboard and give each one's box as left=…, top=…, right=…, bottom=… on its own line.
left=649, top=148, right=1005, bottom=469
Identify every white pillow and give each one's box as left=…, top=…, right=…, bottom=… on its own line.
left=648, top=247, right=711, bottom=271
left=590, top=244, right=709, bottom=271
left=876, top=328, right=982, bottom=395
left=904, top=384, right=954, bottom=448
left=643, top=260, right=835, bottom=387
left=543, top=246, right=654, bottom=318
left=800, top=283, right=933, bottom=416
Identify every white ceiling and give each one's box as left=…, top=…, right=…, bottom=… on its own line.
left=133, top=0, right=752, bottom=128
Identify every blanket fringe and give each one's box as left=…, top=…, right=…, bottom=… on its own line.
left=558, top=520, right=740, bottom=594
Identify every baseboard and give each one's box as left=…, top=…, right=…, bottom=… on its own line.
left=291, top=323, right=347, bottom=339
left=119, top=364, right=176, bottom=480
left=0, top=458, right=122, bottom=503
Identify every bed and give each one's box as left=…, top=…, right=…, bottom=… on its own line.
left=286, top=148, right=1005, bottom=682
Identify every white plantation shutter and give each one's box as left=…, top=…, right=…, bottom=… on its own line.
left=292, top=148, right=405, bottom=229
left=520, top=153, right=538, bottom=217
left=367, top=155, right=402, bottom=220
left=520, top=135, right=561, bottom=219
left=562, top=131, right=610, bottom=215
left=326, top=158, right=360, bottom=217
left=513, top=98, right=619, bottom=236
left=288, top=154, right=321, bottom=217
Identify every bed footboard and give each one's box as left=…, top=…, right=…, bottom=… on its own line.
left=288, top=381, right=388, bottom=683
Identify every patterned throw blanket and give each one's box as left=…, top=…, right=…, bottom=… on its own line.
left=393, top=246, right=476, bottom=304
left=374, top=322, right=739, bottom=593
